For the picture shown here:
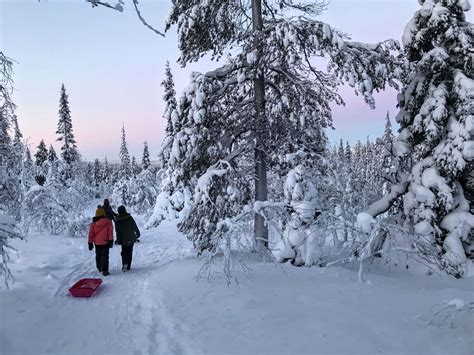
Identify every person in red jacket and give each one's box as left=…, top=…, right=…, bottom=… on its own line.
left=88, top=207, right=114, bottom=276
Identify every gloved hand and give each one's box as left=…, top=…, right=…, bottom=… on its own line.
left=108, top=241, right=113, bottom=248
left=88, top=243, right=93, bottom=251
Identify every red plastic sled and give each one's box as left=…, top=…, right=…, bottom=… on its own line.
left=69, top=278, right=103, bottom=297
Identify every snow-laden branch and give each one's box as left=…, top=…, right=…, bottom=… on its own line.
left=365, top=181, right=408, bottom=218
left=87, top=0, right=124, bottom=11
left=0, top=215, right=24, bottom=288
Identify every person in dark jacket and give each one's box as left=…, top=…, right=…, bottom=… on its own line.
left=114, top=205, right=140, bottom=271
left=103, top=198, right=118, bottom=221
left=88, top=207, right=114, bottom=276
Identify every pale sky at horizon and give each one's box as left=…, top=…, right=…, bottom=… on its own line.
left=1, top=0, right=423, bottom=161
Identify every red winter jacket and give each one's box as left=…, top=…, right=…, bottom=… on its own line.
left=88, top=217, right=113, bottom=246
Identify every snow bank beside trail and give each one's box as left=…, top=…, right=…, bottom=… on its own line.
left=156, top=258, right=474, bottom=355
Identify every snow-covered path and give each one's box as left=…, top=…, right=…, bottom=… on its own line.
left=1, top=220, right=197, bottom=355
left=1, top=218, right=473, bottom=355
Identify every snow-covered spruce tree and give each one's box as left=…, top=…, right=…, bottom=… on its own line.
left=9, top=114, right=25, bottom=209
left=101, top=156, right=116, bottom=197
left=141, top=141, right=151, bottom=171
left=103, top=157, right=111, bottom=183
left=159, top=0, right=402, bottom=254
left=345, top=141, right=352, bottom=166
left=112, top=125, right=132, bottom=205
left=11, top=114, right=24, bottom=169
left=47, top=144, right=58, bottom=162
left=359, top=0, right=474, bottom=277
left=131, top=156, right=141, bottom=178
left=337, top=139, right=345, bottom=165
left=34, top=139, right=48, bottom=166
left=118, top=125, right=131, bottom=179
left=56, top=84, right=79, bottom=165
left=158, top=61, right=179, bottom=169
left=145, top=65, right=191, bottom=229
left=66, top=160, right=95, bottom=210
left=92, top=158, right=102, bottom=188
left=34, top=139, right=48, bottom=186
left=129, top=167, right=159, bottom=215
left=21, top=147, right=35, bottom=192
left=128, top=141, right=158, bottom=214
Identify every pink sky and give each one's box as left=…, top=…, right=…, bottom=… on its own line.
left=1, top=0, right=420, bottom=161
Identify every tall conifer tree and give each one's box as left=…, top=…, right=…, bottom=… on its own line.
left=56, top=84, right=79, bottom=164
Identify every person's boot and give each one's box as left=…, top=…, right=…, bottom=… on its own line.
left=122, top=265, right=128, bottom=272
left=103, top=270, right=110, bottom=276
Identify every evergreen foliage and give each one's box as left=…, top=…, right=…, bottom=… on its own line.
left=56, top=84, right=79, bottom=164
left=48, top=145, right=58, bottom=162
left=142, top=141, right=151, bottom=170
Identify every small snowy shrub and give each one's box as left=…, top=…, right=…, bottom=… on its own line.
left=66, top=215, right=91, bottom=238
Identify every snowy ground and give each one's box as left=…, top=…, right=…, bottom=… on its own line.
left=1, top=218, right=473, bottom=355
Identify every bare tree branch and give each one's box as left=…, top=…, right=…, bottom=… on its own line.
left=132, top=0, right=165, bottom=37
left=86, top=0, right=165, bottom=37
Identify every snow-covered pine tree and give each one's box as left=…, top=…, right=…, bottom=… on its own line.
left=56, top=84, right=79, bottom=165
left=161, top=0, right=402, bottom=253
left=48, top=144, right=58, bottom=162
left=141, top=141, right=151, bottom=170
left=360, top=0, right=474, bottom=277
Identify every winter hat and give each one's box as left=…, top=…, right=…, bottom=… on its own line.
left=118, top=205, right=127, bottom=215
left=95, top=207, right=106, bottom=218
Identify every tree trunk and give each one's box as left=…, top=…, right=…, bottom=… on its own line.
left=460, top=149, right=474, bottom=259
left=252, top=0, right=268, bottom=248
